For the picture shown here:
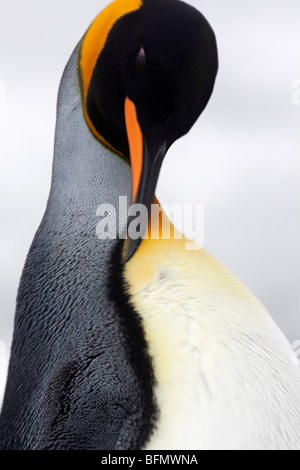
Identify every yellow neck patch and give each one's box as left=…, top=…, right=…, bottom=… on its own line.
left=79, top=0, right=143, bottom=155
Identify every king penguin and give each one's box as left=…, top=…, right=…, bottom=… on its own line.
left=1, top=0, right=300, bottom=451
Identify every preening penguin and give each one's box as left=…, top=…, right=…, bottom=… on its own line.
left=1, top=0, right=300, bottom=450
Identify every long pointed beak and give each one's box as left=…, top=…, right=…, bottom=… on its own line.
left=124, top=97, right=167, bottom=262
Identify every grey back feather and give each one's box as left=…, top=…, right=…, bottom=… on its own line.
left=0, top=45, right=153, bottom=450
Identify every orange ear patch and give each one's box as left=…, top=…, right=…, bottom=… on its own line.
left=79, top=0, right=143, bottom=152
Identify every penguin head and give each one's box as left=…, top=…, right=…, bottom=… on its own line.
left=80, top=0, right=218, bottom=259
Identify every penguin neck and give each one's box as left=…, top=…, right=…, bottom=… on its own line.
left=48, top=43, right=131, bottom=222
left=125, top=201, right=182, bottom=284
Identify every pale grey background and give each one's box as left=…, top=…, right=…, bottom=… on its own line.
left=0, top=0, right=300, bottom=401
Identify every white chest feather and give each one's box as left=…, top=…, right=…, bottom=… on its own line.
left=125, top=238, right=300, bottom=450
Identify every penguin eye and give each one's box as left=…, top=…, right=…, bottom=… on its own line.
left=135, top=46, right=146, bottom=74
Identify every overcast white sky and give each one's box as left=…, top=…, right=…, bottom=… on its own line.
left=0, top=0, right=300, bottom=401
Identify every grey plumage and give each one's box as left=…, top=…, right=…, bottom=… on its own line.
left=0, top=45, right=155, bottom=450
